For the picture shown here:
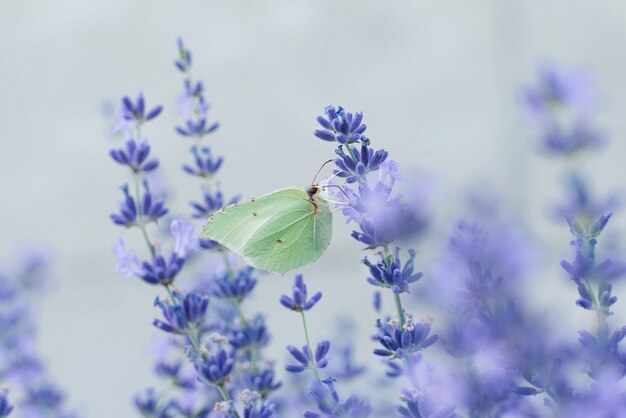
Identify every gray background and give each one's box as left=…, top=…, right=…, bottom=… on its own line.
left=2, top=1, right=626, bottom=416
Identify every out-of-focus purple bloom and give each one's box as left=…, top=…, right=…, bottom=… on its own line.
left=112, top=239, right=142, bottom=278
left=139, top=181, right=169, bottom=221
left=194, top=348, right=235, bottom=385
left=229, top=315, right=270, bottom=351
left=285, top=341, right=330, bottom=373
left=190, top=189, right=239, bottom=219
left=363, top=248, right=422, bottom=294
left=134, top=388, right=158, bottom=415
left=314, top=105, right=367, bottom=144
left=554, top=173, right=620, bottom=223
left=523, top=65, right=604, bottom=156
left=183, top=145, right=224, bottom=178
left=342, top=181, right=419, bottom=248
left=110, top=138, right=159, bottom=173
left=176, top=118, right=219, bottom=138
left=210, top=267, right=257, bottom=303
left=153, top=291, right=209, bottom=334
left=110, top=184, right=137, bottom=226
left=170, top=219, right=196, bottom=258
left=331, top=346, right=365, bottom=380
left=243, top=400, right=276, bottom=418
left=333, top=144, right=388, bottom=183
left=524, top=64, right=598, bottom=120
left=139, top=253, right=185, bottom=286
left=279, top=274, right=322, bottom=312
left=303, top=378, right=371, bottom=418
left=241, top=369, right=282, bottom=398
left=114, top=92, right=163, bottom=135
left=397, top=390, right=456, bottom=418
left=578, top=326, right=626, bottom=380
left=0, top=391, right=12, bottom=417
left=373, top=318, right=438, bottom=359
left=175, top=38, right=192, bottom=73
left=539, top=124, right=605, bottom=155
left=373, top=291, right=381, bottom=312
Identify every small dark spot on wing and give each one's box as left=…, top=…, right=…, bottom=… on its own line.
left=276, top=239, right=283, bottom=244
left=252, top=212, right=257, bottom=216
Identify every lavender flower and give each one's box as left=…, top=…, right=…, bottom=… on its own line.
left=110, top=138, right=159, bottom=173
left=285, top=341, right=330, bottom=373
left=363, top=248, right=422, bottom=294
left=523, top=65, right=604, bottom=155
left=153, top=291, right=209, bottom=334
left=210, top=267, right=257, bottom=303
left=183, top=145, right=224, bottom=178
left=333, top=143, right=388, bottom=183
left=190, top=189, right=239, bottom=219
left=139, top=253, right=185, bottom=285
left=373, top=318, right=438, bottom=359
left=397, top=390, right=456, bottom=418
left=0, top=392, right=12, bottom=417
left=195, top=348, right=235, bottom=386
left=175, top=38, right=192, bottom=73
left=314, top=105, right=367, bottom=144
left=303, top=378, right=371, bottom=418
left=114, top=92, right=163, bottom=135
left=110, top=184, right=138, bottom=226
left=279, top=274, right=322, bottom=312
left=134, top=388, right=158, bottom=415
left=229, top=315, right=270, bottom=351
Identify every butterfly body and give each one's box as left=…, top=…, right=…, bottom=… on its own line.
left=201, top=186, right=332, bottom=274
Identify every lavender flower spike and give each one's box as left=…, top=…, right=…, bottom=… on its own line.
left=315, top=105, right=367, bottom=144
left=279, top=274, right=322, bottom=312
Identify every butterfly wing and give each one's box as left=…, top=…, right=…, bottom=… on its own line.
left=201, top=188, right=309, bottom=255
left=243, top=195, right=332, bottom=274
left=200, top=187, right=333, bottom=274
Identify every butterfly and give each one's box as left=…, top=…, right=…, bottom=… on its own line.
left=200, top=162, right=339, bottom=274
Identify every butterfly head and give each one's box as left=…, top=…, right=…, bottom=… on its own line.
left=306, top=184, right=320, bottom=199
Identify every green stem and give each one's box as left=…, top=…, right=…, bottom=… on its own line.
left=216, top=385, right=241, bottom=418
left=300, top=311, right=320, bottom=380
left=394, top=293, right=406, bottom=327
left=133, top=174, right=155, bottom=258
left=344, top=144, right=357, bottom=161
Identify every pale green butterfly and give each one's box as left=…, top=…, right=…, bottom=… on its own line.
left=200, top=161, right=343, bottom=274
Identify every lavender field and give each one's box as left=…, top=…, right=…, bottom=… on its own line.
left=2, top=1, right=626, bottom=417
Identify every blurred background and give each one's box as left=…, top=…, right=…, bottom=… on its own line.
left=2, top=1, right=626, bottom=416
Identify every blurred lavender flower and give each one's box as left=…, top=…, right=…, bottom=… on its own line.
left=114, top=91, right=163, bottom=135
left=0, top=391, right=12, bottom=417
left=175, top=37, right=192, bottom=73
left=279, top=274, right=322, bottom=312
left=523, top=64, right=604, bottom=155
left=139, top=253, right=185, bottom=286
left=134, top=388, right=158, bottom=415
left=110, top=138, right=159, bottom=173
left=303, top=378, right=371, bottom=418
left=285, top=341, right=330, bottom=373
left=174, top=41, right=219, bottom=139
left=229, top=315, right=270, bottom=352
left=195, top=348, right=235, bottom=386
left=210, top=267, right=257, bottom=303
left=314, top=105, right=367, bottom=144
left=183, top=145, right=224, bottom=178
left=190, top=189, right=239, bottom=219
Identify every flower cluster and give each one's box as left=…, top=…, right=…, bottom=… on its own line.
left=0, top=250, right=79, bottom=417
left=523, top=64, right=604, bottom=155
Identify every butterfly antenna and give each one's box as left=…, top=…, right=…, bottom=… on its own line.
left=322, top=184, right=350, bottom=200
left=312, top=159, right=334, bottom=185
